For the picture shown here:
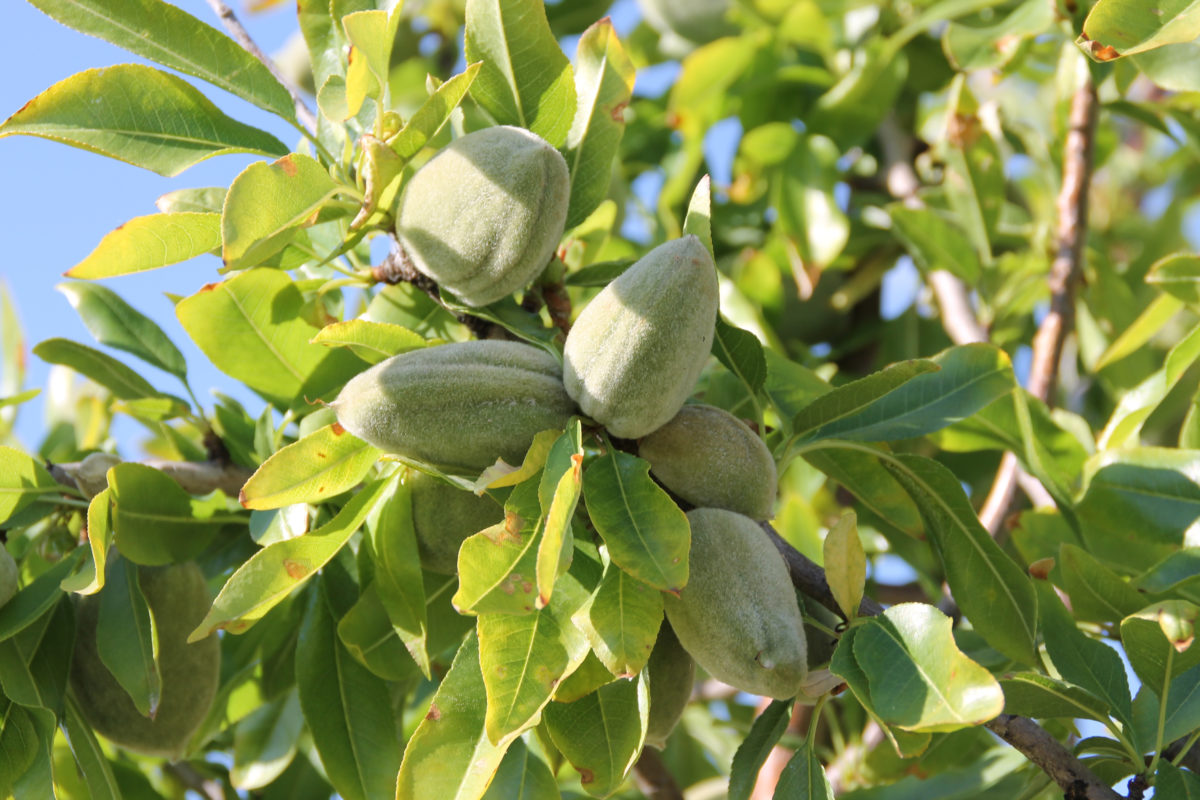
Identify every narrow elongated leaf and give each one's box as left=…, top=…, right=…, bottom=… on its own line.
left=230, top=690, right=303, bottom=790
left=574, top=560, right=664, bottom=678
left=61, top=697, right=120, bottom=800
left=176, top=269, right=366, bottom=411
left=793, top=345, right=1012, bottom=445
left=563, top=19, right=635, bottom=228
left=1079, top=0, right=1200, bottom=60
left=109, top=463, right=226, bottom=565
left=0, top=447, right=59, bottom=525
left=57, top=282, right=187, bottom=380
left=310, top=320, right=427, bottom=364
left=338, top=585, right=416, bottom=681
left=222, top=153, right=339, bottom=271
left=714, top=316, right=767, bottom=397
left=33, top=338, right=161, bottom=400
left=0, top=600, right=72, bottom=712
left=852, top=603, right=1004, bottom=732
left=824, top=511, right=865, bottom=620
left=775, top=135, right=849, bottom=270
left=802, top=444, right=924, bottom=539
left=0, top=551, right=82, bottom=643
left=464, top=0, right=577, bottom=146
left=999, top=672, right=1111, bottom=721
left=773, top=741, right=833, bottom=800
left=61, top=489, right=112, bottom=595
left=97, top=559, right=161, bottom=717
left=683, top=175, right=713, bottom=256
left=0, top=700, right=39, bottom=796
left=729, top=700, right=793, bottom=800
left=1133, top=661, right=1200, bottom=748
left=1156, top=762, right=1200, bottom=799
left=240, top=425, right=380, bottom=510
left=885, top=454, right=1038, bottom=665
left=1059, top=543, right=1147, bottom=624
left=536, top=425, right=584, bottom=607
left=0, top=65, right=287, bottom=175
left=477, top=582, right=590, bottom=745
left=396, top=633, right=511, bottom=800
left=481, top=739, right=559, bottom=800
left=584, top=451, right=690, bottom=592
left=544, top=673, right=650, bottom=797
left=1094, top=293, right=1183, bottom=370
left=1100, top=321, right=1200, bottom=449
left=455, top=478, right=543, bottom=615
left=364, top=479, right=430, bottom=676
left=390, top=64, right=482, bottom=160
left=297, top=576, right=398, bottom=800
left=24, top=0, right=295, bottom=120
left=65, top=213, right=221, bottom=279
left=189, top=478, right=389, bottom=640
left=1147, top=253, right=1200, bottom=304
left=1037, top=582, right=1134, bottom=729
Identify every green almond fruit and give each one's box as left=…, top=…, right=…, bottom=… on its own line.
left=563, top=235, right=718, bottom=439
left=332, top=340, right=576, bottom=474
left=70, top=561, right=220, bottom=759
left=0, top=547, right=17, bottom=608
left=645, top=620, right=695, bottom=749
left=664, top=508, right=807, bottom=699
left=408, top=470, right=504, bottom=574
left=395, top=125, right=570, bottom=307
left=636, top=0, right=736, bottom=54
left=639, top=404, right=777, bottom=520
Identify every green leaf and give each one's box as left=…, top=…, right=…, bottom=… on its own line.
left=1094, top=293, right=1184, bottom=371
left=33, top=338, right=161, bottom=400
left=802, top=444, right=924, bottom=540
left=852, top=603, right=1004, bottom=732
left=61, top=489, right=112, bottom=596
left=583, top=451, right=690, bottom=592
left=390, top=64, right=483, bottom=161
left=563, top=19, right=635, bottom=229
left=728, top=699, right=793, bottom=800
left=886, top=204, right=981, bottom=283
left=342, top=10, right=394, bottom=97
left=1059, top=543, right=1147, bottom=624
left=396, top=632, right=511, bottom=800
left=481, top=739, right=560, bottom=800
left=189, top=478, right=389, bottom=640
left=0, top=551, right=83, bottom=644
left=1037, top=582, right=1134, bottom=729
left=230, top=690, right=303, bottom=790
left=337, top=584, right=417, bottom=682
left=0, top=284, right=25, bottom=433
left=61, top=697, right=121, bottom=800
left=109, top=463, right=226, bottom=565
left=1146, top=253, right=1200, bottom=304
left=1121, top=601, right=1200, bottom=693
left=998, top=672, right=1112, bottom=721
left=885, top=454, right=1038, bottom=665
left=222, top=153, right=340, bottom=271
left=1135, top=549, right=1200, bottom=598
left=24, top=0, right=295, bottom=120
left=1079, top=0, right=1200, bottom=60
left=714, top=316, right=767, bottom=397
left=1100, top=321, right=1200, bottom=450
left=0, top=600, right=72, bottom=712
left=297, top=575, right=399, bottom=800
left=64, top=213, right=221, bottom=279
left=0, top=700, right=39, bottom=797
left=774, top=135, right=849, bottom=270
left=536, top=424, right=584, bottom=607
left=310, top=319, right=428, bottom=364
left=943, top=0, right=1055, bottom=71
left=773, top=741, right=833, bottom=800
left=454, top=478, right=543, bottom=615
left=1078, top=448, right=1200, bottom=570
left=793, top=344, right=1013, bottom=445
left=1132, top=660, right=1200, bottom=749
left=0, top=65, right=287, bottom=176
left=176, top=269, right=366, bottom=412
left=940, top=76, right=1003, bottom=264
left=97, top=559, right=162, bottom=717
left=156, top=187, right=226, bottom=214
left=824, top=511, right=865, bottom=620
left=57, top=282, right=187, bottom=381
left=574, top=560, right=664, bottom=678
left=364, top=479, right=430, bottom=677
left=544, top=672, right=649, bottom=797
left=239, top=425, right=380, bottom=510
left=683, top=175, right=714, bottom=256
left=0, top=446, right=59, bottom=525
left=477, top=583, right=590, bottom=745
left=1156, top=762, right=1200, bottom=799
left=464, top=0, right=577, bottom=146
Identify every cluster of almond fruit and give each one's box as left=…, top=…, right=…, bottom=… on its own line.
left=332, top=124, right=811, bottom=710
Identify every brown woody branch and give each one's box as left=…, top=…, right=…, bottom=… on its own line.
left=763, top=521, right=1123, bottom=800
left=632, top=748, right=684, bottom=800
left=51, top=460, right=253, bottom=498
left=203, top=0, right=319, bottom=134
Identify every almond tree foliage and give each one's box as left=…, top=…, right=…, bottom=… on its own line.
left=4, top=0, right=1200, bottom=798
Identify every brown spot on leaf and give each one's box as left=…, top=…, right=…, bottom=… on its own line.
left=283, top=558, right=308, bottom=579
left=611, top=101, right=628, bottom=122
left=316, top=451, right=327, bottom=459
left=570, top=453, right=584, bottom=479
left=331, top=422, right=346, bottom=435
left=278, top=154, right=299, bottom=177
left=1082, top=38, right=1121, bottom=61
left=1028, top=557, right=1055, bottom=580
left=425, top=703, right=441, bottom=721
left=579, top=769, right=595, bottom=784
left=238, top=489, right=250, bottom=508
left=199, top=282, right=221, bottom=292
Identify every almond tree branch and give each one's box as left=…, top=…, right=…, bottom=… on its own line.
left=204, top=0, right=319, bottom=134
left=763, top=521, right=1123, bottom=800
left=51, top=460, right=253, bottom=497
left=632, top=747, right=684, bottom=800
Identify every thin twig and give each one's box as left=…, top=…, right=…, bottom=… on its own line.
left=979, top=77, right=1098, bottom=534
left=204, top=0, right=319, bottom=133
left=632, top=747, right=684, bottom=800
left=766, top=523, right=1123, bottom=800
left=50, top=460, right=253, bottom=498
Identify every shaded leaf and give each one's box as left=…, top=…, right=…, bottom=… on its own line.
left=824, top=511, right=865, bottom=620
left=714, top=316, right=767, bottom=397
left=0, top=65, right=287, bottom=175
left=481, top=739, right=559, bottom=800
left=97, top=559, right=161, bottom=717
left=0, top=551, right=83, bottom=643
left=773, top=741, right=833, bottom=800
left=574, top=560, right=664, bottom=678
left=544, top=673, right=649, bottom=797
left=364, top=478, right=430, bottom=677
left=1059, top=543, right=1147, bottom=624
left=230, top=690, right=303, bottom=790
left=999, top=672, right=1111, bottom=721
left=1121, top=601, right=1200, bottom=693
left=729, top=699, right=793, bottom=800
left=109, top=463, right=226, bottom=565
